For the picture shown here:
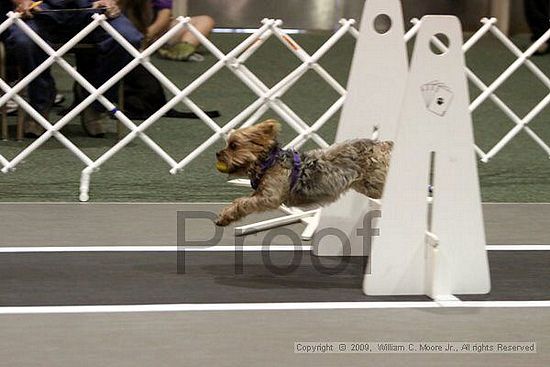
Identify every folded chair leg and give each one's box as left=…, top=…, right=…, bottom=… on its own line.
left=1, top=107, right=7, bottom=141
left=0, top=42, right=7, bottom=140
left=116, top=81, right=124, bottom=141
left=16, top=107, right=24, bottom=141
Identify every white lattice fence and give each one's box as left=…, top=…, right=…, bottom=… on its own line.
left=0, top=11, right=549, bottom=201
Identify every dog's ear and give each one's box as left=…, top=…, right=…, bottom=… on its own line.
left=256, top=119, right=281, bottom=138
left=225, top=129, right=236, bottom=142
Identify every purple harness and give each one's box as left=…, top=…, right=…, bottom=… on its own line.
left=250, top=147, right=302, bottom=191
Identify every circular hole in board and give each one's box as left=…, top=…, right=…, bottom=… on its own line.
left=373, top=14, right=392, bottom=34
left=429, top=33, right=450, bottom=55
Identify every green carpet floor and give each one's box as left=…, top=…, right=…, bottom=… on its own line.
left=1, top=32, right=550, bottom=202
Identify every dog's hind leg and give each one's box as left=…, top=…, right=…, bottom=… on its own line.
left=351, top=178, right=384, bottom=199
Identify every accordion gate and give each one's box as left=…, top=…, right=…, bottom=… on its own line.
left=0, top=11, right=549, bottom=201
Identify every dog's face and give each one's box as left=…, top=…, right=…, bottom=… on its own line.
left=216, top=119, right=281, bottom=175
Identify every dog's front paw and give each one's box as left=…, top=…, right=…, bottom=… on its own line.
left=215, top=215, right=232, bottom=227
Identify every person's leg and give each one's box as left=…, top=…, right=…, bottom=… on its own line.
left=157, top=15, right=214, bottom=61
left=0, top=2, right=12, bottom=41
left=90, top=14, right=142, bottom=95
left=524, top=0, right=550, bottom=41
left=6, top=20, right=55, bottom=113
left=1, top=3, right=15, bottom=90
left=77, top=13, right=142, bottom=136
left=6, top=18, right=56, bottom=136
left=180, top=15, right=215, bottom=47
left=541, top=0, right=550, bottom=38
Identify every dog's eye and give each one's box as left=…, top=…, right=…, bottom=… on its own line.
left=229, top=142, right=237, bottom=150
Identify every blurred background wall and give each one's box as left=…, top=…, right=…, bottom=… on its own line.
left=176, top=0, right=530, bottom=34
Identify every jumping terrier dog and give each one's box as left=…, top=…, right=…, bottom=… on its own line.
left=215, top=119, right=393, bottom=226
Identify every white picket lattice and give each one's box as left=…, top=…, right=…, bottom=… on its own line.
left=0, top=11, right=549, bottom=201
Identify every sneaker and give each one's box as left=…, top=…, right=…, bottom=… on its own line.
left=24, top=120, right=45, bottom=138
left=533, top=42, right=549, bottom=56
left=188, top=53, right=205, bottom=62
left=80, top=106, right=106, bottom=138
left=74, top=84, right=106, bottom=138
left=6, top=100, right=17, bottom=115
left=54, top=93, right=65, bottom=106
left=24, top=109, right=49, bottom=138
left=7, top=93, right=63, bottom=116
left=157, top=42, right=197, bottom=61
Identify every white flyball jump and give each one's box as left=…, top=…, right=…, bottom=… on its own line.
left=312, top=0, right=408, bottom=256
left=309, top=0, right=491, bottom=300
left=363, top=15, right=490, bottom=299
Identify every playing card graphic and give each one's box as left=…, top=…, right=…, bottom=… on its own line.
left=420, top=81, right=453, bottom=116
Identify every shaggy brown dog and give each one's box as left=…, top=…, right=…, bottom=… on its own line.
left=215, top=119, right=393, bottom=226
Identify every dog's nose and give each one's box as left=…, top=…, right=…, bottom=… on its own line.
left=216, top=151, right=221, bottom=159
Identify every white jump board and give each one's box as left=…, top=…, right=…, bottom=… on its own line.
left=364, top=15, right=490, bottom=298
left=228, top=179, right=253, bottom=188
left=313, top=0, right=409, bottom=256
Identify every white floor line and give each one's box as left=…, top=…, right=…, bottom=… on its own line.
left=433, top=295, right=461, bottom=305
left=0, top=301, right=549, bottom=314
left=483, top=202, right=550, bottom=205
left=1, top=245, right=549, bottom=253
left=486, top=245, right=550, bottom=251
left=0, top=202, right=231, bottom=205
left=1, top=202, right=549, bottom=205
left=0, top=245, right=313, bottom=253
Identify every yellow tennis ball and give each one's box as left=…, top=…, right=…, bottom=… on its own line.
left=216, top=161, right=230, bottom=173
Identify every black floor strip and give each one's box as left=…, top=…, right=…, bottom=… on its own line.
left=0, top=251, right=548, bottom=306
left=458, top=251, right=550, bottom=301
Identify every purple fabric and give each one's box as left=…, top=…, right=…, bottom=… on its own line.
left=290, top=150, right=301, bottom=190
left=152, top=0, right=173, bottom=11
left=250, top=147, right=302, bottom=191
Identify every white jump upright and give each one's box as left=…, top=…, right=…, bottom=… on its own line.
left=312, top=0, right=408, bottom=256
left=363, top=15, right=491, bottom=299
